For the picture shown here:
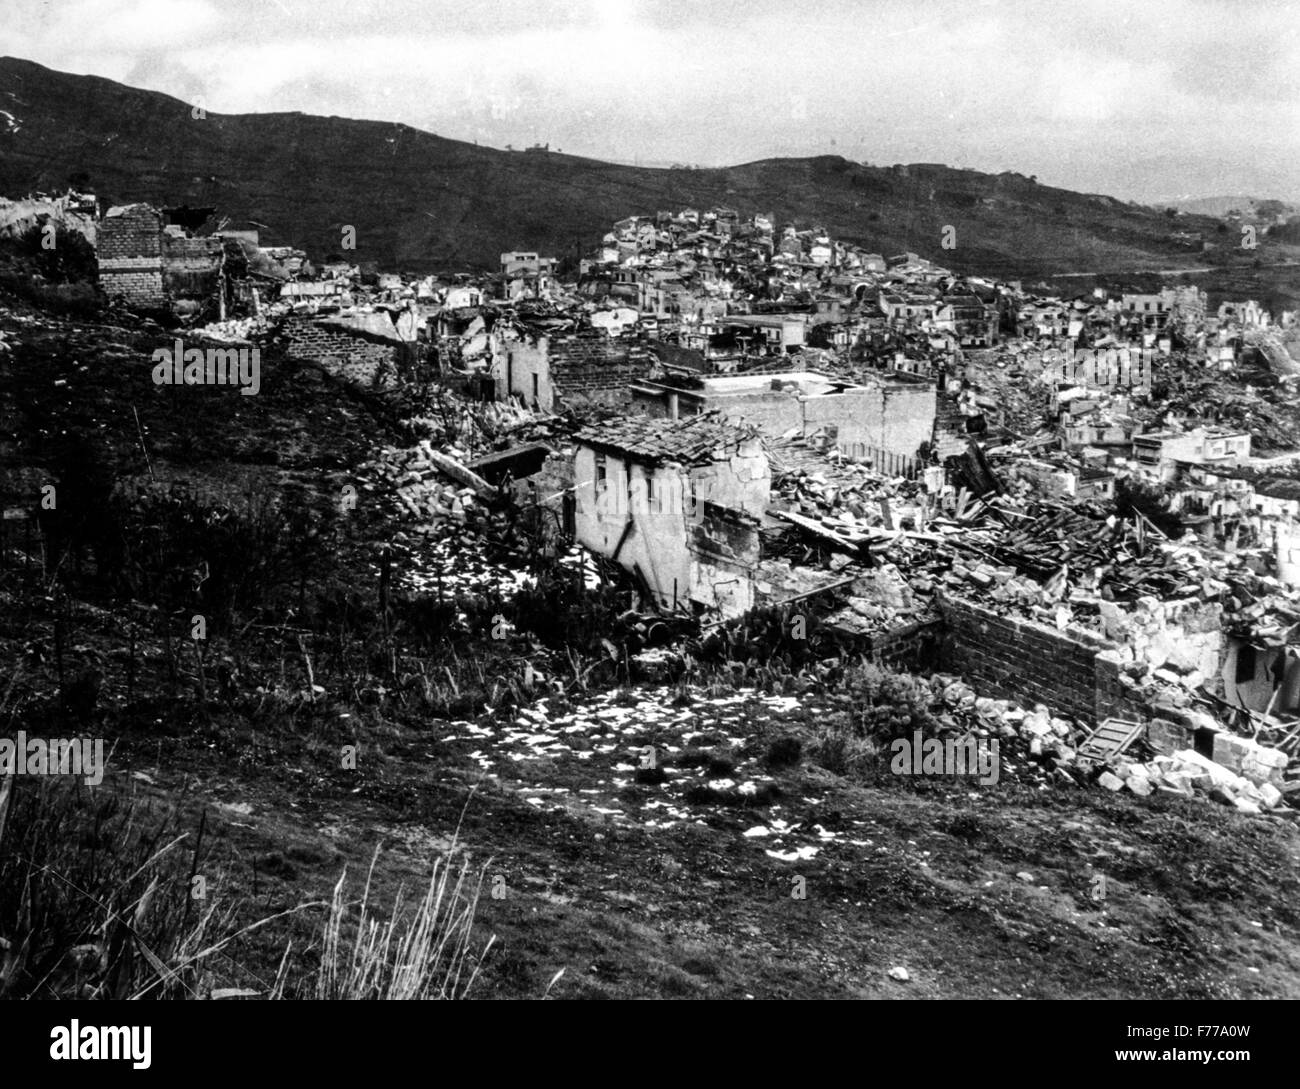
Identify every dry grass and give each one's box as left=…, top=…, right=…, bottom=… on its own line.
left=0, top=777, right=301, bottom=999
left=308, top=844, right=494, bottom=1000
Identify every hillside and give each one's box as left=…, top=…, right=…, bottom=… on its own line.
left=0, top=56, right=1265, bottom=277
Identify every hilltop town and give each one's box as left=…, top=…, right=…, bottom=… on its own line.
left=3, top=188, right=1300, bottom=1000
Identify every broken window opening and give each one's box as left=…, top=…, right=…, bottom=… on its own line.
left=1235, top=643, right=1257, bottom=684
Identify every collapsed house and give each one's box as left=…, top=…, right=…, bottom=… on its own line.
left=96, top=203, right=227, bottom=315
left=490, top=328, right=655, bottom=412
left=571, top=414, right=770, bottom=617
left=631, top=367, right=936, bottom=466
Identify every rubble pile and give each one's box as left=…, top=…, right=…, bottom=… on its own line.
left=824, top=564, right=925, bottom=634
left=769, top=438, right=931, bottom=521
left=990, top=502, right=1118, bottom=576
left=909, top=676, right=1095, bottom=788
left=1104, top=747, right=1291, bottom=813
left=358, top=440, right=494, bottom=525
left=191, top=315, right=271, bottom=343
left=1148, top=364, right=1300, bottom=454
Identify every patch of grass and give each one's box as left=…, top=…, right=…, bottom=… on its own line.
left=0, top=777, right=280, bottom=999
left=307, top=843, right=494, bottom=1000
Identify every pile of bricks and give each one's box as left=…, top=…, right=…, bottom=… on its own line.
left=1103, top=745, right=1291, bottom=813
left=358, top=440, right=490, bottom=524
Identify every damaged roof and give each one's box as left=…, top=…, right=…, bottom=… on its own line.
left=573, top=412, right=760, bottom=467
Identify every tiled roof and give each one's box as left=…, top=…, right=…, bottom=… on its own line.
left=573, top=412, right=758, bottom=466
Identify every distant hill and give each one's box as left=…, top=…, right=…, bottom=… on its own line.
left=0, top=56, right=1274, bottom=277
left=1165, top=195, right=1299, bottom=220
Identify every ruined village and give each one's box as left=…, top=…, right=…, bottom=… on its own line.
left=53, top=194, right=1300, bottom=817
left=2, top=39, right=1300, bottom=1012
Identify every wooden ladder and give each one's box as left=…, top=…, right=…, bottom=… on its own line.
left=1076, top=718, right=1145, bottom=764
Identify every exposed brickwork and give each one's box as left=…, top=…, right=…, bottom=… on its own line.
left=96, top=206, right=225, bottom=310
left=276, top=315, right=402, bottom=389
left=549, top=335, right=654, bottom=406
left=937, top=593, right=1153, bottom=725
left=862, top=617, right=942, bottom=672
left=97, top=205, right=165, bottom=307
left=97, top=206, right=163, bottom=260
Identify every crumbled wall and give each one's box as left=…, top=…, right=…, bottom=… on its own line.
left=706, top=379, right=937, bottom=461
left=97, top=208, right=224, bottom=310
left=492, top=334, right=653, bottom=412
left=495, top=337, right=552, bottom=408
left=162, top=234, right=225, bottom=301
left=940, top=594, right=1151, bottom=726
left=278, top=315, right=402, bottom=389
left=1098, top=597, right=1226, bottom=690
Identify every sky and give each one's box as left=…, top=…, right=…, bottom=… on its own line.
left=6, top=0, right=1299, bottom=203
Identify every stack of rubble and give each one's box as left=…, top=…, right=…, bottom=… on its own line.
left=1101, top=747, right=1290, bottom=814
left=928, top=676, right=1296, bottom=811
left=920, top=677, right=1089, bottom=788
left=192, top=315, right=272, bottom=343
left=356, top=439, right=496, bottom=526
left=825, top=563, right=926, bottom=635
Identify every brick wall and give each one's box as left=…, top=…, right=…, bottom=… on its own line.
left=98, top=206, right=166, bottom=307
left=97, top=207, right=162, bottom=259
left=277, top=315, right=402, bottom=389
left=859, top=617, right=943, bottom=672
left=938, top=594, right=1151, bottom=725
left=549, top=336, right=654, bottom=408
left=97, top=208, right=224, bottom=310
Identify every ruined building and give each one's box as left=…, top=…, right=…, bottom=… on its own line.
left=96, top=203, right=226, bottom=315
left=572, top=414, right=770, bottom=618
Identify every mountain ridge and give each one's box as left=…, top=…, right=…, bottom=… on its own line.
left=0, top=55, right=1270, bottom=276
